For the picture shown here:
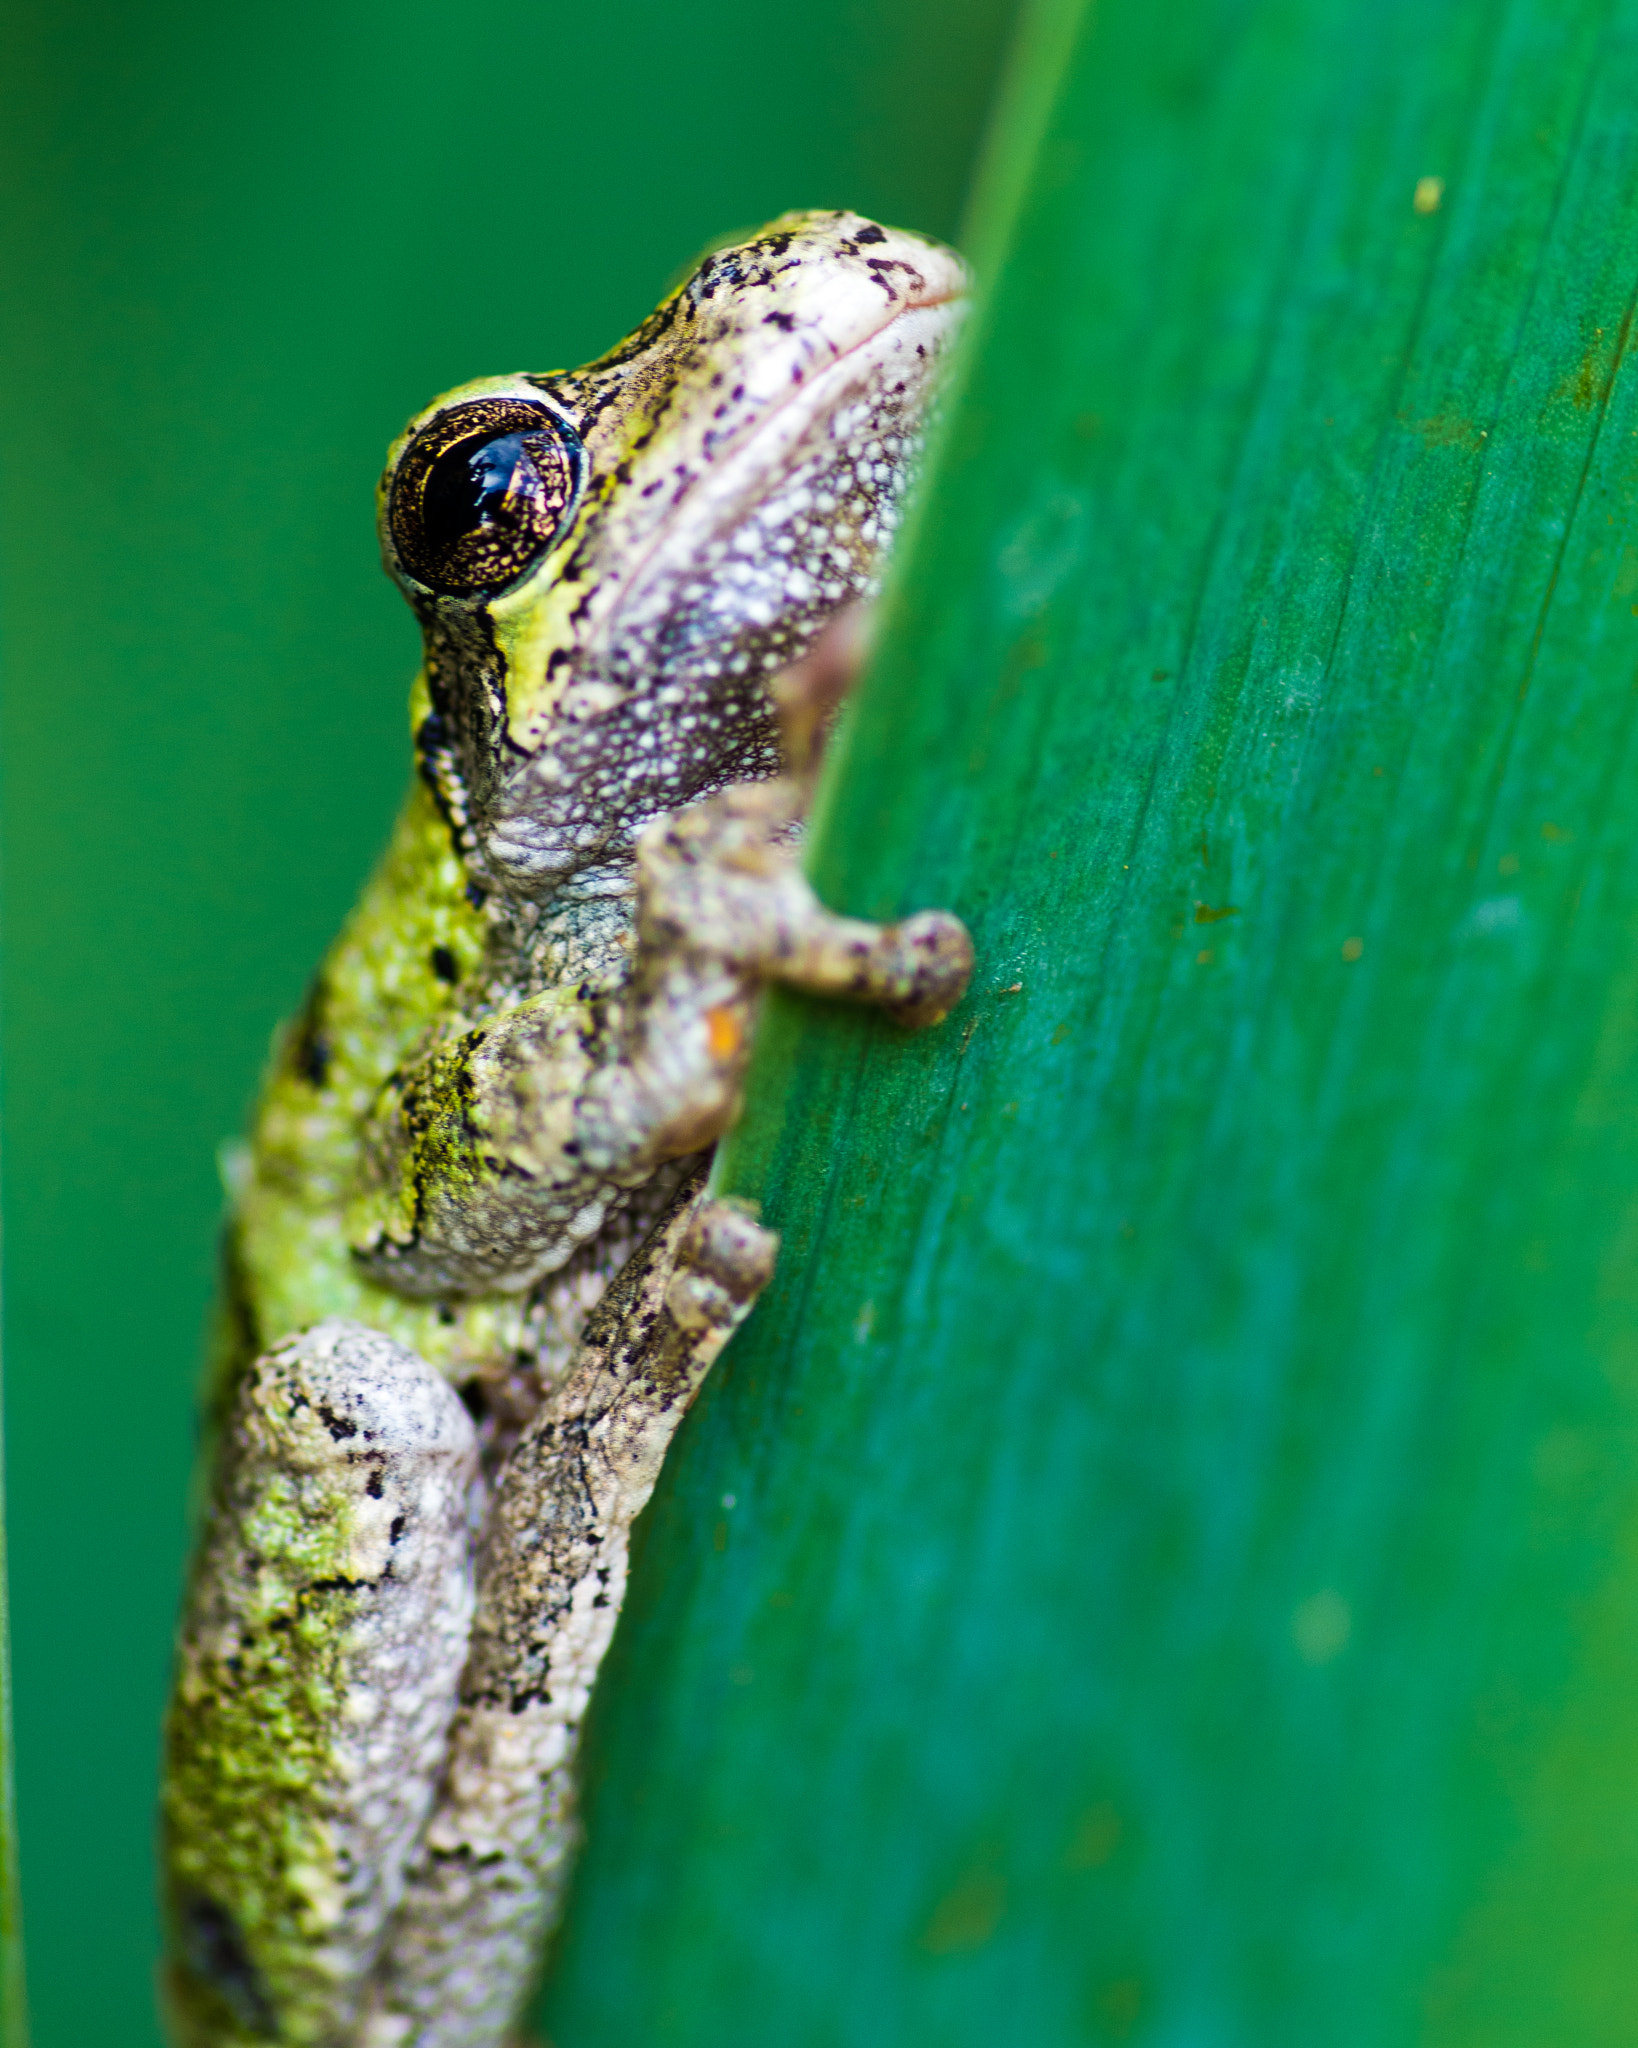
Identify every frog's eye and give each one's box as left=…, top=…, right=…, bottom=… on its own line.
left=388, top=397, right=583, bottom=597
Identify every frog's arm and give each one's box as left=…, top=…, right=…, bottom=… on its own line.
left=359, top=1176, right=777, bottom=2047
left=348, top=762, right=971, bottom=1300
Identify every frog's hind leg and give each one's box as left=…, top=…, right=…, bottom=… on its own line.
left=160, top=1320, right=479, bottom=2047
left=358, top=1181, right=777, bottom=2048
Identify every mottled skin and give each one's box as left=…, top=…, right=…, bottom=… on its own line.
left=166, top=1326, right=478, bottom=2046
left=360, top=1183, right=776, bottom=2047
left=164, top=211, right=972, bottom=2046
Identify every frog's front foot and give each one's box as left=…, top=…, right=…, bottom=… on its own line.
left=640, top=772, right=974, bottom=1013
left=574, top=778, right=973, bottom=1177
left=573, top=611, right=973, bottom=1178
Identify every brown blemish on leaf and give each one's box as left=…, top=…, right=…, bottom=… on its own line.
left=919, top=1867, right=1006, bottom=1954
left=1407, top=411, right=1483, bottom=450
left=1062, top=1801, right=1123, bottom=1871
left=1547, top=327, right=1612, bottom=413
left=1094, top=1976, right=1145, bottom=2038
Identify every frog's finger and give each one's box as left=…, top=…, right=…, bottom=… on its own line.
left=360, top=1185, right=776, bottom=2048
left=161, top=1320, right=477, bottom=2048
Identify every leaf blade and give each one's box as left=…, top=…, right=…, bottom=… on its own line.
left=542, top=3, right=1638, bottom=2041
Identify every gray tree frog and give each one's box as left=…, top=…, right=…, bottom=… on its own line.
left=161, top=210, right=972, bottom=2048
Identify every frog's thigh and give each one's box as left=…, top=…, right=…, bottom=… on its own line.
left=161, top=1319, right=477, bottom=2048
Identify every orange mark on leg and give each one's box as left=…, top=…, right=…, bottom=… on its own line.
left=705, top=1007, right=742, bottom=1061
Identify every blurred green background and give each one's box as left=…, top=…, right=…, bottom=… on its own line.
left=0, top=3, right=1016, bottom=2037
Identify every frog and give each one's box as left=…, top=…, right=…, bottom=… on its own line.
left=161, top=209, right=973, bottom=2048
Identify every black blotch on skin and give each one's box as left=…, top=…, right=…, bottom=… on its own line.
left=763, top=311, right=795, bottom=332
left=315, top=1402, right=358, bottom=1442
left=853, top=223, right=887, bottom=245
left=176, top=1892, right=277, bottom=2035
left=288, top=979, right=332, bottom=1088
left=389, top=1514, right=407, bottom=1544
left=430, top=945, right=459, bottom=984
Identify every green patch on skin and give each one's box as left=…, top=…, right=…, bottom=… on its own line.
left=164, top=1466, right=365, bottom=2046
left=231, top=771, right=531, bottom=1384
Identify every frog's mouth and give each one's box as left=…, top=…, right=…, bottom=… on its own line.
left=608, top=277, right=966, bottom=631
left=478, top=219, right=968, bottom=894
left=594, top=229, right=967, bottom=651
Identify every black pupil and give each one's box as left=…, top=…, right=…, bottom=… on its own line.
left=390, top=400, right=580, bottom=596
left=424, top=430, right=544, bottom=550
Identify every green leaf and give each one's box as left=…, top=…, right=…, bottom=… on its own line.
left=563, top=0, right=1638, bottom=2039
left=0, top=1541, right=25, bottom=2048
left=0, top=1326, right=26, bottom=2047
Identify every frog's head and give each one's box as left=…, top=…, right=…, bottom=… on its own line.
left=378, top=210, right=966, bottom=901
